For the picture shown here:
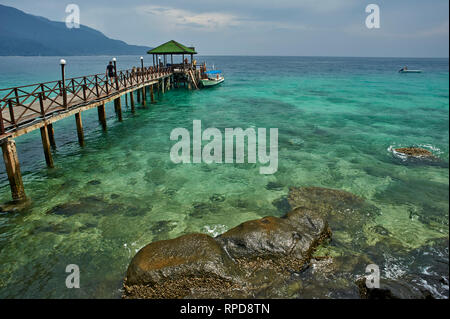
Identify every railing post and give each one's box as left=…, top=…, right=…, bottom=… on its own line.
left=82, top=84, right=87, bottom=101
left=40, top=83, right=46, bottom=100
left=60, top=59, right=67, bottom=109
left=8, top=99, right=15, bottom=126
left=140, top=57, right=145, bottom=83
left=82, top=77, right=87, bottom=101
left=13, top=88, right=20, bottom=107
left=0, top=108, right=5, bottom=135
left=105, top=77, right=109, bottom=95
left=39, top=92, right=45, bottom=117
left=95, top=75, right=100, bottom=97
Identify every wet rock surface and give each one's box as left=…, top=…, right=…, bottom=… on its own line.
left=394, top=147, right=434, bottom=158
left=124, top=233, right=241, bottom=298
left=356, top=277, right=434, bottom=299
left=217, top=208, right=328, bottom=261
left=123, top=207, right=331, bottom=299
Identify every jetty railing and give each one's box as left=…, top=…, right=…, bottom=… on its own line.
left=0, top=66, right=172, bottom=136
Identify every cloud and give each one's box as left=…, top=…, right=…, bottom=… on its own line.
left=137, top=5, right=241, bottom=30
left=343, top=20, right=449, bottom=39
left=415, top=20, right=449, bottom=37
left=282, top=0, right=358, bottom=13
left=136, top=4, right=316, bottom=33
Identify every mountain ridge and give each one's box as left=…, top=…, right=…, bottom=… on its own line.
left=0, top=4, right=152, bottom=56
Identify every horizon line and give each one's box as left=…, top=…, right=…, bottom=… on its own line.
left=0, top=54, right=448, bottom=59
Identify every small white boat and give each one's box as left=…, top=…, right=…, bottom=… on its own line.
left=201, top=70, right=224, bottom=87
left=399, top=69, right=422, bottom=73
left=201, top=77, right=224, bottom=87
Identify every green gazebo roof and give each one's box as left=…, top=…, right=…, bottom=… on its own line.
left=147, top=40, right=197, bottom=55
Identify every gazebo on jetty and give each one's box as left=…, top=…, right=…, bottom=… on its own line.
left=148, top=40, right=196, bottom=68
left=147, top=40, right=203, bottom=89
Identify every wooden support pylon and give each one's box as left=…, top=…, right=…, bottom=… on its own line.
left=142, top=87, right=146, bottom=107
left=114, top=98, right=122, bottom=121
left=150, top=85, right=155, bottom=103
left=1, top=139, right=26, bottom=202
left=98, top=103, right=107, bottom=131
left=75, top=112, right=85, bottom=147
left=47, top=123, right=56, bottom=149
left=130, top=91, right=135, bottom=113
left=40, top=125, right=54, bottom=168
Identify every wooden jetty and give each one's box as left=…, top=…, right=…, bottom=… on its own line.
left=0, top=40, right=204, bottom=203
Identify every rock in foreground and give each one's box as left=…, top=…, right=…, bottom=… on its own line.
left=123, top=208, right=331, bottom=299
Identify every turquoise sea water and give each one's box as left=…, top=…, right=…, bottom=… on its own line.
left=0, top=56, right=448, bottom=298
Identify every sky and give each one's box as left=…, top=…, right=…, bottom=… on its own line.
left=1, top=0, right=449, bottom=57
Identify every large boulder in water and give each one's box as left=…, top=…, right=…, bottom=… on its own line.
left=217, top=208, right=330, bottom=263
left=123, top=208, right=331, bottom=299
left=123, top=233, right=241, bottom=298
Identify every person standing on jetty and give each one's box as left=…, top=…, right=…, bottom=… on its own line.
left=106, top=61, right=115, bottom=85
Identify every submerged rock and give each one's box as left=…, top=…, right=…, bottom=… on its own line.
left=47, top=203, right=84, bottom=217
left=272, top=197, right=291, bottom=214
left=123, top=207, right=331, bottom=299
left=190, top=202, right=213, bottom=217
left=210, top=194, right=225, bottom=202
left=0, top=197, right=32, bottom=213
left=287, top=186, right=379, bottom=233
left=144, top=168, right=166, bottom=185
left=369, top=225, right=391, bottom=236
left=149, top=220, right=177, bottom=239
left=46, top=196, right=109, bottom=217
left=266, top=181, right=284, bottom=191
